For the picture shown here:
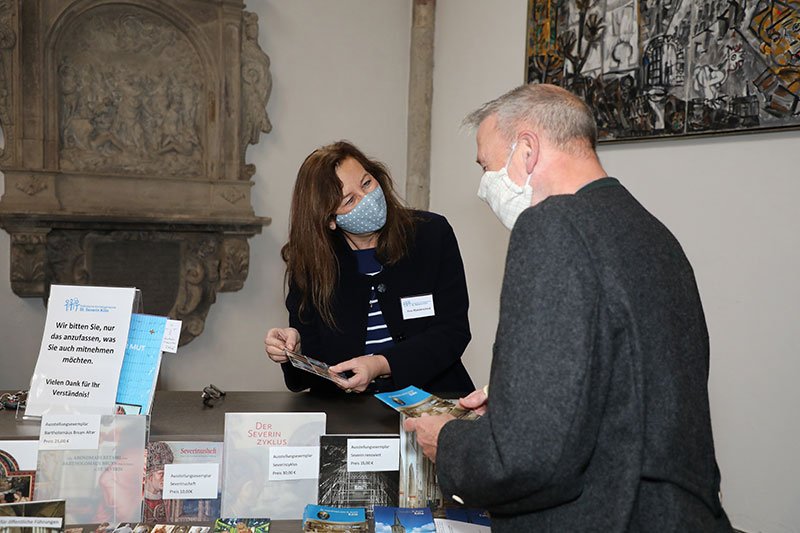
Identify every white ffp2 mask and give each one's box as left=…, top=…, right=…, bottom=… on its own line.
left=477, top=142, right=533, bottom=230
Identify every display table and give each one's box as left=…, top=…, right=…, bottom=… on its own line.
left=0, top=391, right=403, bottom=532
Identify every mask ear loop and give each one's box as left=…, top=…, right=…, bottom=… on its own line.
left=504, top=141, right=518, bottom=169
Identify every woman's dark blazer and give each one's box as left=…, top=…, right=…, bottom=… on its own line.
left=281, top=211, right=474, bottom=395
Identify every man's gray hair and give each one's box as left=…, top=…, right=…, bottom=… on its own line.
left=463, top=83, right=598, bottom=151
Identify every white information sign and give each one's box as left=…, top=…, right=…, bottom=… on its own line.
left=268, top=445, right=320, bottom=481
left=163, top=463, right=219, bottom=499
left=25, top=285, right=137, bottom=417
left=39, top=414, right=102, bottom=450
left=347, top=437, right=399, bottom=472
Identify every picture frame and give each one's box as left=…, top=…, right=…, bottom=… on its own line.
left=525, top=0, right=800, bottom=142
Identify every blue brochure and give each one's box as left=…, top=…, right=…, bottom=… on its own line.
left=301, top=504, right=367, bottom=531
left=375, top=385, right=431, bottom=410
left=374, top=506, right=435, bottom=530
left=375, top=386, right=480, bottom=420
left=445, top=507, right=492, bottom=526
left=115, top=313, right=167, bottom=414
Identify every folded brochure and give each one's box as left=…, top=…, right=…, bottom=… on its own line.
left=375, top=386, right=480, bottom=420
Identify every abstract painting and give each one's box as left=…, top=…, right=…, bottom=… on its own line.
left=526, top=0, right=800, bottom=141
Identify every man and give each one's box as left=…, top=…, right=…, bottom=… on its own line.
left=404, top=84, right=732, bottom=532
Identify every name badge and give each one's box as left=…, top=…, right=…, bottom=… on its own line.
left=401, top=294, right=435, bottom=320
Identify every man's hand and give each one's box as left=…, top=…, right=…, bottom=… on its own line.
left=458, top=387, right=489, bottom=416
left=264, top=327, right=301, bottom=363
left=329, top=355, right=390, bottom=393
left=403, top=413, right=455, bottom=463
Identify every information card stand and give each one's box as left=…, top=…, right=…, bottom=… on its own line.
left=24, top=284, right=140, bottom=419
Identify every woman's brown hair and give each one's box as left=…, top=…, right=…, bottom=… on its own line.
left=281, top=141, right=416, bottom=328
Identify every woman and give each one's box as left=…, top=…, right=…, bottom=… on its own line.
left=264, top=141, right=473, bottom=395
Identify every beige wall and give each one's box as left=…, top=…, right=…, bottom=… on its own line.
left=1, top=1, right=798, bottom=531
left=0, top=0, right=412, bottom=392
left=430, top=1, right=800, bottom=532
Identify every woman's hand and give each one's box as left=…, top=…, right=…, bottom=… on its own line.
left=264, top=327, right=301, bottom=363
left=329, top=355, right=390, bottom=393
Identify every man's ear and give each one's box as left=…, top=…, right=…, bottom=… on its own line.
left=518, top=130, right=540, bottom=175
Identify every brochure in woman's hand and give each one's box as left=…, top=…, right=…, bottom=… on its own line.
left=283, top=349, right=349, bottom=387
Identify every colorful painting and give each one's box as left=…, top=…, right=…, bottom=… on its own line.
left=525, top=0, right=800, bottom=141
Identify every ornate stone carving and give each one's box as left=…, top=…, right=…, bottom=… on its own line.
left=10, top=231, right=48, bottom=297
left=0, top=0, right=272, bottom=346
left=240, top=11, right=272, bottom=179
left=58, top=6, right=204, bottom=177
left=219, top=236, right=249, bottom=292
left=0, top=0, right=17, bottom=163
left=15, top=176, right=48, bottom=196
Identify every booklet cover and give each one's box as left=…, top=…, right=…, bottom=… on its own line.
left=115, top=314, right=167, bottom=415
left=221, top=412, right=326, bottom=520
left=212, top=518, right=270, bottom=533
left=0, top=498, right=66, bottom=531
left=144, top=441, right=223, bottom=523
left=34, top=414, right=147, bottom=524
left=373, top=506, right=435, bottom=533
left=374, top=386, right=480, bottom=420
left=0, top=440, right=39, bottom=503
left=317, top=435, right=399, bottom=517
left=301, top=505, right=367, bottom=532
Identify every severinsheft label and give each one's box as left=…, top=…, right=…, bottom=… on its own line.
left=163, top=463, right=219, bottom=499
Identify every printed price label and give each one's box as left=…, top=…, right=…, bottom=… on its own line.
left=163, top=463, right=219, bottom=499
left=39, top=414, right=101, bottom=450
left=347, top=438, right=399, bottom=472
left=268, top=445, right=320, bottom=481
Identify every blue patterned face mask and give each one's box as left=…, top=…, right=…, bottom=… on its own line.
left=335, top=185, right=387, bottom=235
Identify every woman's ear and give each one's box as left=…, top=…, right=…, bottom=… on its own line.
left=328, top=219, right=337, bottom=231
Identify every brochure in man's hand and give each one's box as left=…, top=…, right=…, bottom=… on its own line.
left=374, top=386, right=481, bottom=420
left=283, top=349, right=349, bottom=387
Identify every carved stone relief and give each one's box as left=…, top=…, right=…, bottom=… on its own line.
left=0, top=0, right=16, bottom=163
left=0, top=0, right=272, bottom=346
left=58, top=6, right=205, bottom=177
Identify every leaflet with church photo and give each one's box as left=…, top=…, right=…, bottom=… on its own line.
left=373, top=506, right=435, bottom=533
left=374, top=386, right=480, bottom=420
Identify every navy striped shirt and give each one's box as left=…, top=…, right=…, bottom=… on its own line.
left=353, top=249, right=395, bottom=355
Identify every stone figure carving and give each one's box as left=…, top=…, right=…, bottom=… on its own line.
left=58, top=7, right=204, bottom=176
left=240, top=11, right=272, bottom=178
left=0, top=0, right=16, bottom=161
